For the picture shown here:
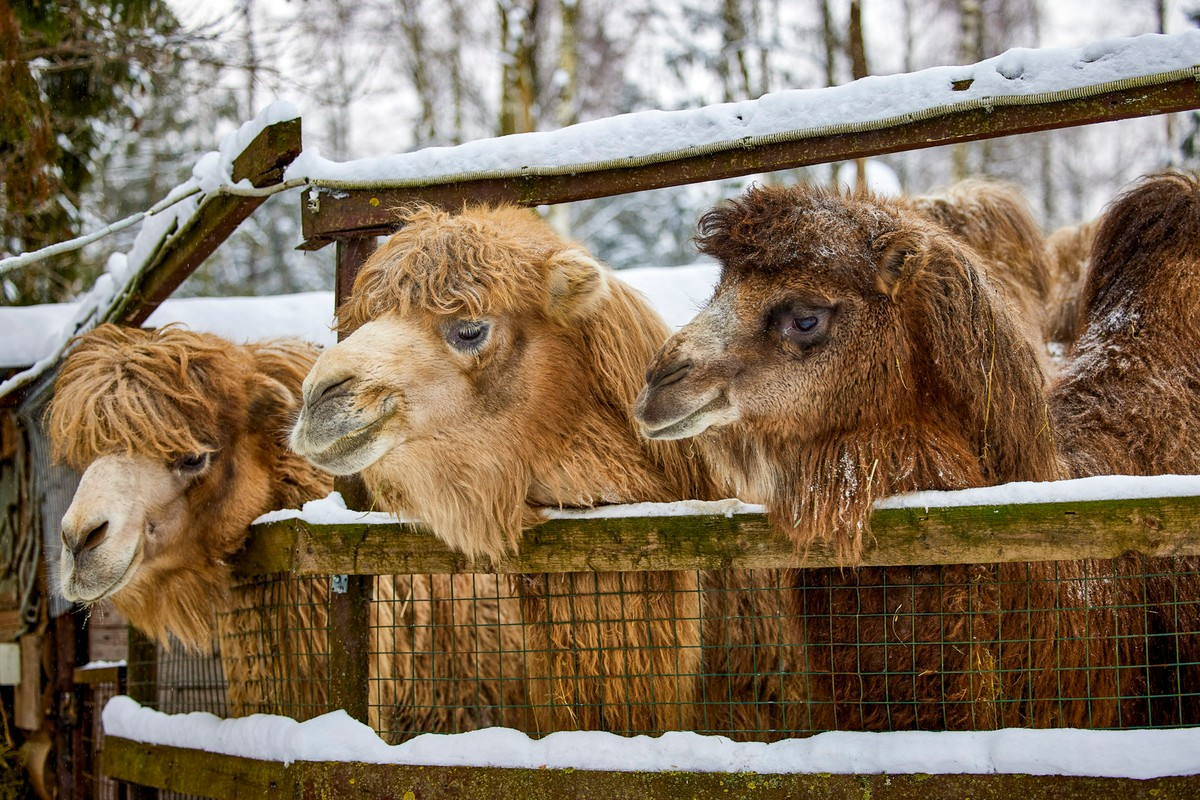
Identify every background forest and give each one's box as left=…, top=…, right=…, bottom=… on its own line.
left=1, top=0, right=1195, bottom=306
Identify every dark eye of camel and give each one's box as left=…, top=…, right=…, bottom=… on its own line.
left=445, top=320, right=491, bottom=352
left=770, top=305, right=833, bottom=350
left=174, top=452, right=210, bottom=474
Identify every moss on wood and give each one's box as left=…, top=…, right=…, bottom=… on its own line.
left=237, top=495, right=1200, bottom=577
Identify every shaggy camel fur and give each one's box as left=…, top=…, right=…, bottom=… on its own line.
left=291, top=204, right=719, bottom=736
left=1043, top=219, right=1095, bottom=347
left=1050, top=172, right=1200, bottom=727
left=910, top=179, right=1054, bottom=355
left=635, top=182, right=1136, bottom=731
left=50, top=324, right=527, bottom=740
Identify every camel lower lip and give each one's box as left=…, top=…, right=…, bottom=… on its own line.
left=306, top=412, right=394, bottom=468
left=65, top=544, right=143, bottom=603
left=643, top=395, right=729, bottom=439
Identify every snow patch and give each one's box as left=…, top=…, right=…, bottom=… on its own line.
left=102, top=696, right=1200, bottom=778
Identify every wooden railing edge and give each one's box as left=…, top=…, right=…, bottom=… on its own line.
left=299, top=72, right=1200, bottom=249
left=101, top=736, right=1200, bottom=800
left=236, top=493, right=1200, bottom=577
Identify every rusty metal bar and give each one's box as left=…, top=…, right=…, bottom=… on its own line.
left=299, top=75, right=1200, bottom=253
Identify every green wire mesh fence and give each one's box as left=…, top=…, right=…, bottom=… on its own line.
left=108, top=557, right=1200, bottom=745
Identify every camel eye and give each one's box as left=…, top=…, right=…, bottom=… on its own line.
left=771, top=306, right=832, bottom=350
left=445, top=320, right=491, bottom=352
left=174, top=453, right=210, bottom=474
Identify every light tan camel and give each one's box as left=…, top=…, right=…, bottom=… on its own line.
left=1043, top=219, right=1095, bottom=348
left=290, top=204, right=718, bottom=736
left=50, top=323, right=527, bottom=741
left=635, top=181, right=1143, bottom=731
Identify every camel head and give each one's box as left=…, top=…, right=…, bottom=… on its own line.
left=291, top=204, right=709, bottom=562
left=636, top=184, right=1056, bottom=557
left=49, top=325, right=325, bottom=650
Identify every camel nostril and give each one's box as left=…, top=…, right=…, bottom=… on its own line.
left=79, top=521, right=108, bottom=556
left=311, top=375, right=353, bottom=406
left=646, top=359, right=693, bottom=390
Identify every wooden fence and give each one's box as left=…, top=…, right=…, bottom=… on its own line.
left=37, top=40, right=1200, bottom=800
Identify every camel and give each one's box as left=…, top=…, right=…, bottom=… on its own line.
left=290, top=203, right=721, bottom=736
left=50, top=323, right=528, bottom=741
left=634, top=181, right=1142, bottom=731
left=1043, top=219, right=1095, bottom=348
left=1049, top=172, right=1200, bottom=727
left=910, top=178, right=1055, bottom=358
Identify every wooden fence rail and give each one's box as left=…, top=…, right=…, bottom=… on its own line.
left=238, top=494, right=1200, bottom=577
left=102, top=737, right=1200, bottom=800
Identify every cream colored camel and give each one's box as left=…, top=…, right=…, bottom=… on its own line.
left=50, top=323, right=527, bottom=741
left=291, top=204, right=717, bottom=736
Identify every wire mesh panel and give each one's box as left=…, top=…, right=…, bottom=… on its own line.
left=206, top=557, right=1200, bottom=743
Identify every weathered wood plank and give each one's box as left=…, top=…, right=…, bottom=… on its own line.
left=107, top=118, right=303, bottom=327
left=102, top=738, right=1200, bottom=800
left=300, top=75, right=1200, bottom=249
left=237, top=494, right=1200, bottom=577
left=105, top=738, right=292, bottom=799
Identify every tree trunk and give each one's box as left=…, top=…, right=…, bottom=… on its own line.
left=848, top=0, right=869, bottom=188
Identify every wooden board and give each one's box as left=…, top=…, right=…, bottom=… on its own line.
left=103, top=737, right=1200, bottom=800
left=237, top=494, right=1200, bottom=577
left=299, top=73, right=1200, bottom=248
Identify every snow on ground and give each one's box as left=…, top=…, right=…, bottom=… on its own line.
left=103, top=695, right=1200, bottom=778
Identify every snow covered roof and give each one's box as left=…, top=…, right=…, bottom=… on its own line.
left=0, top=263, right=719, bottom=371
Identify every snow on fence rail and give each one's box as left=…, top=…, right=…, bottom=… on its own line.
left=239, top=477, right=1200, bottom=576
left=293, top=29, right=1200, bottom=247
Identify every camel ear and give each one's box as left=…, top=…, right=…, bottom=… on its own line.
left=545, top=247, right=610, bottom=322
left=247, top=375, right=297, bottom=424
left=873, top=229, right=927, bottom=299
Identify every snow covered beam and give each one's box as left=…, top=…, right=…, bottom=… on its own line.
left=102, top=736, right=1200, bottom=800
left=239, top=488, right=1200, bottom=577
left=294, top=32, right=1200, bottom=251
left=108, top=117, right=302, bottom=327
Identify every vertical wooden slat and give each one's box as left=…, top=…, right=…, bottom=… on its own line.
left=327, top=236, right=379, bottom=725
left=53, top=609, right=87, bottom=800
left=124, top=627, right=159, bottom=800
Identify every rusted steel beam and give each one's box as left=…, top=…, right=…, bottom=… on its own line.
left=334, top=237, right=377, bottom=336
left=102, top=737, right=1200, bottom=800
left=111, top=118, right=302, bottom=327
left=299, top=76, right=1200, bottom=254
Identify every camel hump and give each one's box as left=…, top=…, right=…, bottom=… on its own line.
left=1083, top=171, right=1200, bottom=322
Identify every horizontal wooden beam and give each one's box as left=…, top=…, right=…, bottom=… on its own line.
left=299, top=75, right=1200, bottom=249
left=103, top=737, right=1200, bottom=800
left=73, top=665, right=123, bottom=687
left=237, top=494, right=1200, bottom=577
